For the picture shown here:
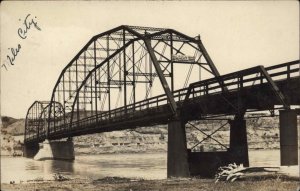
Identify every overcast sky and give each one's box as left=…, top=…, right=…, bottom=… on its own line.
left=1, top=1, right=299, bottom=119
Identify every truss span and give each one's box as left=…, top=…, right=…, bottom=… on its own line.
left=46, top=25, right=221, bottom=134
left=25, top=101, right=63, bottom=141
left=25, top=26, right=300, bottom=144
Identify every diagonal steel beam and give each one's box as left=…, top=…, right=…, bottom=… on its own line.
left=196, top=36, right=231, bottom=95
left=196, top=37, right=221, bottom=78
left=182, top=37, right=229, bottom=109
left=188, top=122, right=228, bottom=150
left=259, top=66, right=289, bottom=109
left=144, top=39, right=177, bottom=114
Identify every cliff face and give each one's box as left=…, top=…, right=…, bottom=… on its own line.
left=74, top=117, right=285, bottom=155
left=246, top=117, right=281, bottom=149
left=2, top=115, right=298, bottom=156
left=73, top=128, right=168, bottom=154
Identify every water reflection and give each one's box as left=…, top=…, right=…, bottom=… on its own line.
left=43, top=160, right=74, bottom=175
left=25, top=160, right=41, bottom=171
left=1, top=150, right=296, bottom=184
left=72, top=153, right=167, bottom=180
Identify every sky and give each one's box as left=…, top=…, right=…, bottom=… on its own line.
left=1, top=1, right=299, bottom=119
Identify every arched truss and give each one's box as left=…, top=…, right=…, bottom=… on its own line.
left=25, top=101, right=64, bottom=141
left=47, top=25, right=221, bottom=134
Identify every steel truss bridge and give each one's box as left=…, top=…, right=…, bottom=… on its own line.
left=24, top=26, right=300, bottom=153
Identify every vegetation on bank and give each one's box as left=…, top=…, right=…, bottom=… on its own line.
left=1, top=176, right=299, bottom=191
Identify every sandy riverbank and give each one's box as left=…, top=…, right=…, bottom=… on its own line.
left=1, top=176, right=299, bottom=191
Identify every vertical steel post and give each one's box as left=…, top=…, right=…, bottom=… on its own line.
left=63, top=75, right=66, bottom=126
left=76, top=60, right=80, bottom=124
left=94, top=41, right=98, bottom=121
left=123, top=30, right=127, bottom=113
left=36, top=105, right=39, bottom=139
left=170, top=33, right=174, bottom=92
left=46, top=104, right=49, bottom=138
left=107, top=36, right=111, bottom=118
left=69, top=69, right=71, bottom=101
left=53, top=97, right=56, bottom=134
left=132, top=42, right=136, bottom=107
left=149, top=47, right=153, bottom=97
left=84, top=51, right=86, bottom=115
left=43, top=113, right=46, bottom=139
left=24, top=117, right=27, bottom=140
left=90, top=70, right=93, bottom=115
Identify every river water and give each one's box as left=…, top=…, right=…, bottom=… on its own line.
left=0, top=150, right=298, bottom=184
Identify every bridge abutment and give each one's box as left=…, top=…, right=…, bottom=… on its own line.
left=229, top=117, right=249, bottom=167
left=279, top=109, right=298, bottom=165
left=167, top=119, right=190, bottom=178
left=33, top=138, right=75, bottom=161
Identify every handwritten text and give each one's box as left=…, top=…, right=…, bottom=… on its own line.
left=2, top=14, right=41, bottom=71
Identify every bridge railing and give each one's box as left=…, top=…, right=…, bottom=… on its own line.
left=40, top=88, right=187, bottom=136
left=25, top=60, right=299, bottom=142
left=265, top=60, right=300, bottom=80
left=184, top=60, right=299, bottom=103
left=67, top=61, right=299, bottom=131
left=66, top=87, right=189, bottom=131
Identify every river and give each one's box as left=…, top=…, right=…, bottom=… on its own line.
left=0, top=150, right=297, bottom=184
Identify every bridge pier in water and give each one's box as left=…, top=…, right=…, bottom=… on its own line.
left=279, top=109, right=298, bottom=165
left=35, top=138, right=75, bottom=160
left=167, top=119, right=190, bottom=178
left=23, top=142, right=39, bottom=158
left=229, top=117, right=249, bottom=167
left=24, top=138, right=75, bottom=160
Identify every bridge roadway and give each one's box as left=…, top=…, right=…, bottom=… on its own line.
left=25, top=60, right=300, bottom=144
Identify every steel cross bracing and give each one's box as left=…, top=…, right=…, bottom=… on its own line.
left=25, top=25, right=220, bottom=140
left=25, top=59, right=300, bottom=143
left=24, top=26, right=300, bottom=144
left=25, top=101, right=63, bottom=140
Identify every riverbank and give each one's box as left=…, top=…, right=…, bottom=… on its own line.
left=1, top=176, right=299, bottom=191
left=1, top=115, right=289, bottom=156
left=73, top=116, right=284, bottom=155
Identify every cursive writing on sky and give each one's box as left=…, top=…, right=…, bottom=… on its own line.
left=2, top=14, right=41, bottom=71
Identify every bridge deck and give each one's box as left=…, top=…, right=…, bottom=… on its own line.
left=25, top=61, right=300, bottom=144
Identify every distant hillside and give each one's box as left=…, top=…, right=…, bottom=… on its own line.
left=1, top=116, right=18, bottom=128
left=2, top=115, right=298, bottom=156
left=1, top=116, right=24, bottom=156
left=74, top=116, right=286, bottom=155
left=1, top=116, right=25, bottom=136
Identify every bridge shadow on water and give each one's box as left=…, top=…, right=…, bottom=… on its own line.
left=42, top=159, right=74, bottom=175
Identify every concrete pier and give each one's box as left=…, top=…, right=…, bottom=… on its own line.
left=33, top=138, right=75, bottom=161
left=167, top=119, right=190, bottom=177
left=23, top=142, right=39, bottom=158
left=279, top=110, right=298, bottom=165
left=229, top=118, right=249, bottom=167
